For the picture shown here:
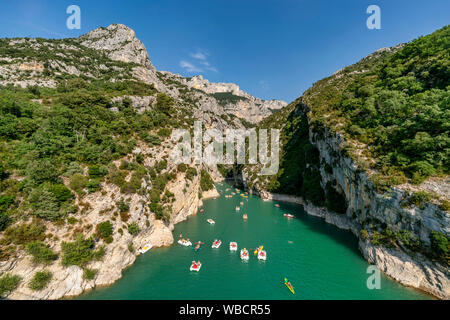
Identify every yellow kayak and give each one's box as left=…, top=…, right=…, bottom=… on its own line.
left=254, top=245, right=263, bottom=255
left=284, top=278, right=295, bottom=294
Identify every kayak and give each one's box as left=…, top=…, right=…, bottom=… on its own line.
left=212, top=239, right=222, bottom=248
left=254, top=245, right=264, bottom=255
left=284, top=214, right=294, bottom=218
left=190, top=261, right=202, bottom=272
left=193, top=241, right=204, bottom=251
left=229, top=242, right=238, bottom=251
left=284, top=278, right=295, bottom=294
left=207, top=219, right=215, bottom=224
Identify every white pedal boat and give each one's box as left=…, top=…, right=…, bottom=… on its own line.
left=235, top=206, right=240, bottom=211
left=212, top=239, right=222, bottom=248
left=138, top=244, right=153, bottom=254
left=258, top=250, right=267, bottom=261
left=207, top=219, right=215, bottom=224
left=229, top=242, right=238, bottom=251
left=190, top=261, right=202, bottom=272
left=178, top=239, right=192, bottom=246
left=240, top=249, right=249, bottom=261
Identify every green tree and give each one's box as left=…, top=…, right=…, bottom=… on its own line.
left=27, top=188, right=62, bottom=221
left=26, top=160, right=59, bottom=184
left=61, top=234, right=94, bottom=267
left=69, top=174, right=88, bottom=195
left=96, top=221, right=113, bottom=243
left=28, top=271, right=52, bottom=291
left=26, top=241, right=58, bottom=265
left=127, top=222, right=140, bottom=236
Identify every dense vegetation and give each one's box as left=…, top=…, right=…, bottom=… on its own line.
left=0, top=76, right=188, bottom=235
left=303, top=25, right=449, bottom=188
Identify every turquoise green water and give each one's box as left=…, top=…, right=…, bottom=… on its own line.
left=80, top=182, right=431, bottom=300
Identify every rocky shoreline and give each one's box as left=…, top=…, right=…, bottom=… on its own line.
left=256, top=189, right=449, bottom=300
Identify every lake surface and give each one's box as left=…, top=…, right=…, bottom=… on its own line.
left=80, top=182, right=430, bottom=300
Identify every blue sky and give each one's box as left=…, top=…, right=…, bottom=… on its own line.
left=0, top=0, right=449, bottom=102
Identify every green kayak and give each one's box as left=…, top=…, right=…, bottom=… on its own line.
left=284, top=278, right=295, bottom=294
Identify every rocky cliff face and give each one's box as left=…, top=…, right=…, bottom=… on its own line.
left=311, top=125, right=449, bottom=244
left=308, top=121, right=449, bottom=299
left=0, top=24, right=284, bottom=125
left=156, top=72, right=286, bottom=124
left=0, top=24, right=248, bottom=299
left=240, top=101, right=449, bottom=299
left=1, top=135, right=214, bottom=299
left=79, top=24, right=161, bottom=88
left=183, top=75, right=286, bottom=121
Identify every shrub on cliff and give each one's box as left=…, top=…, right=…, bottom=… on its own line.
left=28, top=270, right=52, bottom=291
left=26, top=160, right=59, bottom=185
left=430, top=231, right=449, bottom=265
left=407, top=191, right=432, bottom=210
left=117, top=199, right=130, bottom=213
left=155, top=92, right=174, bottom=115
left=83, top=268, right=98, bottom=280
left=127, top=222, right=140, bottom=236
left=0, top=194, right=15, bottom=212
left=48, top=184, right=73, bottom=203
left=88, top=165, right=108, bottom=179
left=200, top=169, right=214, bottom=191
left=3, top=221, right=46, bottom=245
left=0, top=273, right=21, bottom=298
left=96, top=221, right=114, bottom=243
left=26, top=241, right=58, bottom=265
left=27, top=188, right=63, bottom=221
left=177, top=163, right=187, bottom=172
left=0, top=211, right=11, bottom=232
left=150, top=189, right=160, bottom=203
left=186, top=167, right=197, bottom=181
left=86, top=178, right=102, bottom=193
left=63, top=162, right=84, bottom=177
left=69, top=174, right=88, bottom=195
left=61, top=234, right=95, bottom=267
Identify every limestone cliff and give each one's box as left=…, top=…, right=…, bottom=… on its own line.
left=240, top=27, right=450, bottom=299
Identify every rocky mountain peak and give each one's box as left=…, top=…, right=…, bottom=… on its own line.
left=80, top=24, right=155, bottom=72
